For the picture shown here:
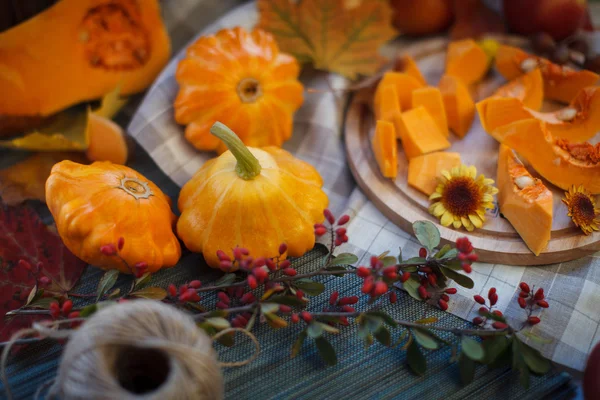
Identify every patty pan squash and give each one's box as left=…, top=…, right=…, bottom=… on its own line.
left=46, top=161, right=181, bottom=274
left=177, top=122, right=328, bottom=269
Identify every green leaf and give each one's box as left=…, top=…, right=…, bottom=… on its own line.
left=439, top=247, right=459, bottom=260
left=264, top=312, right=288, bottom=329
left=133, top=272, right=152, bottom=290
left=294, top=279, right=325, bottom=296
left=407, top=340, right=427, bottom=376
left=25, top=285, right=38, bottom=306
left=315, top=337, right=337, bottom=366
left=415, top=317, right=438, bottom=325
left=512, top=339, right=531, bottom=389
left=94, top=85, right=128, bottom=119
left=307, top=321, right=324, bottom=338
left=107, top=288, right=121, bottom=299
left=365, top=315, right=383, bottom=333
left=215, top=273, right=237, bottom=286
left=485, top=311, right=507, bottom=323
left=413, top=221, right=440, bottom=251
left=260, top=303, right=280, bottom=314
left=205, top=310, right=228, bottom=318
left=520, top=331, right=553, bottom=345
left=291, top=331, right=307, bottom=358
left=403, top=276, right=423, bottom=301
left=246, top=308, right=259, bottom=331
left=482, top=336, right=511, bottom=365
left=462, top=336, right=485, bottom=361
left=374, top=327, right=391, bottom=346
left=28, top=297, right=54, bottom=309
left=434, top=244, right=452, bottom=259
left=439, top=267, right=474, bottom=289
left=330, top=253, right=358, bottom=266
left=400, top=257, right=426, bottom=265
left=412, top=328, right=439, bottom=350
left=268, top=295, right=304, bottom=307
left=365, top=311, right=398, bottom=327
left=459, top=353, right=476, bottom=385
left=206, top=317, right=231, bottom=330
left=443, top=259, right=464, bottom=270
left=130, top=287, right=167, bottom=300
left=381, top=256, right=397, bottom=267
left=324, top=265, right=347, bottom=277
left=79, top=303, right=97, bottom=318
left=519, top=340, right=551, bottom=374
left=398, top=247, right=403, bottom=263
left=96, top=270, right=119, bottom=301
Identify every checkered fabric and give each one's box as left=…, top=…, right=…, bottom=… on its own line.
left=129, top=0, right=600, bottom=372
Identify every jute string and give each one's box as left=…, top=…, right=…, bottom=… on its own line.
left=1, top=300, right=260, bottom=400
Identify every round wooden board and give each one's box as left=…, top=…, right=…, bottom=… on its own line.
left=344, top=37, right=600, bottom=266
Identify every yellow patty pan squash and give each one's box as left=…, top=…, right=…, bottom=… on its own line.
left=177, top=122, right=328, bottom=268
left=46, top=161, right=181, bottom=274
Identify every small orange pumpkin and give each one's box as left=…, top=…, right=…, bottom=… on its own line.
left=174, top=27, right=304, bottom=153
left=46, top=161, right=181, bottom=274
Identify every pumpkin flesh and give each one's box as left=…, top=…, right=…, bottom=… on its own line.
left=374, top=84, right=402, bottom=123
left=372, top=120, right=398, bottom=179
left=85, top=114, right=128, bottom=165
left=408, top=151, right=461, bottom=195
left=493, top=67, right=544, bottom=111
left=439, top=74, right=475, bottom=138
left=445, top=39, right=489, bottom=85
left=394, top=55, right=427, bottom=86
left=412, top=87, right=449, bottom=136
left=376, top=72, right=424, bottom=111
left=395, top=106, right=450, bottom=159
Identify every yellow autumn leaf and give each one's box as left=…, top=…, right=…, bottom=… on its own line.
left=94, top=86, right=128, bottom=119
left=256, top=0, right=398, bottom=80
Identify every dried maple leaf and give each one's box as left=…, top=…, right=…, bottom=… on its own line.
left=256, top=0, right=398, bottom=80
left=0, top=205, right=87, bottom=341
left=0, top=152, right=86, bottom=206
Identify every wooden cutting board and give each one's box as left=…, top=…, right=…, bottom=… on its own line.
left=344, top=37, right=600, bottom=266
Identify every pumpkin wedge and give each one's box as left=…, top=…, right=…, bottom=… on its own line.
left=477, top=86, right=600, bottom=142
left=0, top=0, right=171, bottom=116
left=497, top=145, right=553, bottom=256
left=85, top=114, right=128, bottom=165
left=395, top=106, right=450, bottom=159
left=394, top=55, right=427, bottom=86
left=495, top=44, right=598, bottom=104
left=489, top=119, right=600, bottom=193
left=445, top=39, right=489, bottom=85
left=408, top=152, right=461, bottom=195
left=374, top=84, right=402, bottom=123
left=439, top=74, right=475, bottom=138
left=412, top=87, right=448, bottom=136
left=372, top=120, right=398, bottom=179
left=376, top=72, right=424, bottom=110
left=493, top=68, right=544, bottom=111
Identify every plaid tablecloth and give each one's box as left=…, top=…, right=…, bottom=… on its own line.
left=129, top=0, right=600, bottom=373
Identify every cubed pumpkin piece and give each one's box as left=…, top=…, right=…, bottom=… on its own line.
left=374, top=84, right=402, bottom=123
left=394, top=54, right=427, bottom=85
left=439, top=74, right=475, bottom=138
left=376, top=71, right=424, bottom=110
left=395, top=106, right=450, bottom=159
left=412, top=87, right=448, bottom=136
left=497, top=144, right=553, bottom=256
left=408, top=152, right=461, bottom=195
left=372, top=120, right=398, bottom=178
left=493, top=67, right=543, bottom=111
left=445, top=39, right=489, bottom=85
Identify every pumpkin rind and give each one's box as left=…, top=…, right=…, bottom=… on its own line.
left=0, top=0, right=171, bottom=117
left=372, top=120, right=398, bottom=178
left=497, top=145, right=553, bottom=256
left=174, top=27, right=304, bottom=154
left=46, top=161, right=181, bottom=274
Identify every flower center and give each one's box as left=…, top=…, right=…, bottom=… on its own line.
left=441, top=177, right=482, bottom=217
left=118, top=177, right=153, bottom=200
left=572, top=193, right=595, bottom=222
left=237, top=78, right=263, bottom=103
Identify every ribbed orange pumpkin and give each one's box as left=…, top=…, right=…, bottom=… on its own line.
left=46, top=161, right=181, bottom=274
left=174, top=27, right=304, bottom=153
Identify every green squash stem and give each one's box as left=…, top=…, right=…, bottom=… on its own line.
left=210, top=121, right=262, bottom=180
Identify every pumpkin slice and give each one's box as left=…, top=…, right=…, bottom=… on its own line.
left=394, top=54, right=427, bottom=85
left=408, top=152, right=461, bottom=195
left=477, top=86, right=600, bottom=142
left=374, top=84, right=402, bottom=123
left=395, top=106, right=450, bottom=159
left=376, top=72, right=424, bottom=110
left=495, top=44, right=599, bottom=104
left=488, top=119, right=600, bottom=193
left=493, top=68, right=543, bottom=111
left=0, top=0, right=171, bottom=116
left=412, top=87, right=448, bottom=137
left=497, top=144, right=553, bottom=256
left=85, top=114, right=129, bottom=165
left=445, top=39, right=489, bottom=85
left=439, top=74, right=475, bottom=138
left=372, top=120, right=398, bottom=179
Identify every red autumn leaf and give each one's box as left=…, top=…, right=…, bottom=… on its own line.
left=0, top=205, right=86, bottom=341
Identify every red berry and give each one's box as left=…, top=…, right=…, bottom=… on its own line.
left=168, top=284, right=177, bottom=297
left=427, top=274, right=437, bottom=287
left=478, top=306, right=489, bottom=315
left=474, top=295, right=485, bottom=304
left=253, top=258, right=266, bottom=268
left=528, top=316, right=541, bottom=325
left=445, top=288, right=457, bottom=294
left=518, top=297, right=527, bottom=309
left=216, top=301, right=229, bottom=309
left=17, top=259, right=30, bottom=270
left=240, top=292, right=256, bottom=304
left=189, top=280, right=202, bottom=289
left=440, top=294, right=450, bottom=302
left=279, top=260, right=292, bottom=270
left=519, top=291, right=529, bottom=298
left=389, top=292, right=397, bottom=304
left=488, top=287, right=496, bottom=298
left=61, top=300, right=73, bottom=316
left=537, top=300, right=549, bottom=308
left=458, top=253, right=468, bottom=261
left=39, top=276, right=51, bottom=287
left=438, top=299, right=448, bottom=311
left=383, top=266, right=398, bottom=280
left=179, top=284, right=189, bottom=296
left=266, top=259, right=277, bottom=271
left=419, top=266, right=433, bottom=273
left=519, top=282, right=530, bottom=293
left=361, top=277, right=375, bottom=294
left=117, top=237, right=125, bottom=251
left=247, top=275, right=258, bottom=289
left=329, top=291, right=340, bottom=305
left=400, top=271, right=411, bottom=283
left=314, top=226, right=328, bottom=236
left=467, top=253, right=478, bottom=262
left=68, top=311, right=80, bottom=319
left=357, top=266, right=371, bottom=278
left=219, top=260, right=233, bottom=272
left=300, top=311, right=313, bottom=323
left=100, top=244, right=117, bottom=256
left=296, top=290, right=305, bottom=299
left=253, top=267, right=269, bottom=281
left=217, top=250, right=231, bottom=262
left=462, top=263, right=472, bottom=273
left=340, top=317, right=350, bottom=326
left=534, top=288, right=545, bottom=300
left=334, top=238, right=343, bottom=246
left=418, top=286, right=429, bottom=299
left=340, top=235, right=349, bottom=243
left=335, top=227, right=347, bottom=237
left=49, top=303, right=60, bottom=313
left=337, top=215, right=350, bottom=225
left=419, top=247, right=427, bottom=258
left=492, top=322, right=508, bottom=330
left=279, top=243, right=288, bottom=255
left=370, top=256, right=381, bottom=269
left=456, top=237, right=473, bottom=254
left=279, top=305, right=292, bottom=313
left=372, top=281, right=388, bottom=297
left=342, top=305, right=355, bottom=313
left=489, top=293, right=498, bottom=306
left=472, top=317, right=484, bottom=325
left=339, top=296, right=359, bottom=306
left=218, top=292, right=230, bottom=305
left=283, top=268, right=297, bottom=276
left=291, top=314, right=300, bottom=323
left=324, top=209, right=335, bottom=224
left=233, top=248, right=244, bottom=260
left=492, top=310, right=503, bottom=317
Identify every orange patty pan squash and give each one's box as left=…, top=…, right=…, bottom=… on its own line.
left=177, top=122, right=328, bottom=269
left=174, top=27, right=304, bottom=154
left=46, top=161, right=181, bottom=274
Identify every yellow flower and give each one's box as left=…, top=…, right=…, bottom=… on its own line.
left=428, top=165, right=498, bottom=232
left=562, top=185, right=600, bottom=235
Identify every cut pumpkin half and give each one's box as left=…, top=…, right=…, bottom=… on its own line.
left=372, top=120, right=398, bottom=179
left=493, top=67, right=543, bottom=111
left=497, top=144, right=553, bottom=256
